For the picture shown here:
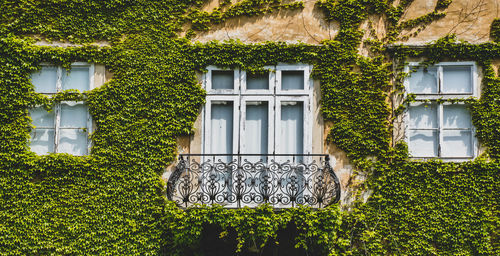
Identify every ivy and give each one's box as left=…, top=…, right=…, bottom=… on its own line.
left=0, top=0, right=498, bottom=255
left=491, top=18, right=500, bottom=42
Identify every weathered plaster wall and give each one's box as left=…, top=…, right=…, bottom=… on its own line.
left=194, top=0, right=500, bottom=44
left=193, top=0, right=339, bottom=44
left=401, top=0, right=500, bottom=43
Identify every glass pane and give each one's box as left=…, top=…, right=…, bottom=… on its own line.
left=58, top=129, right=88, bottom=155
left=62, top=66, right=90, bottom=91
left=247, top=73, right=269, bottom=90
left=443, top=104, right=471, bottom=129
left=29, top=107, right=55, bottom=128
left=30, top=128, right=55, bottom=155
left=244, top=102, right=268, bottom=162
left=409, top=103, right=437, bottom=129
left=211, top=103, right=233, bottom=162
left=60, top=102, right=88, bottom=128
left=31, top=66, right=57, bottom=93
left=408, top=67, right=438, bottom=93
left=443, top=66, right=472, bottom=93
left=409, top=130, right=438, bottom=157
left=279, top=102, right=304, bottom=162
left=282, top=71, right=304, bottom=90
left=442, top=130, right=472, bottom=157
left=212, top=70, right=234, bottom=90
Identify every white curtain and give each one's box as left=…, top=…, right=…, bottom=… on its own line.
left=211, top=103, right=233, bottom=162
left=409, top=103, right=438, bottom=157
left=280, top=102, right=303, bottom=162
left=443, top=66, right=471, bottom=93
left=442, top=104, right=472, bottom=157
left=58, top=102, right=88, bottom=155
left=244, top=102, right=268, bottom=162
left=29, top=107, right=55, bottom=155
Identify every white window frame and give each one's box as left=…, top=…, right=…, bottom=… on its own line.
left=276, top=64, right=312, bottom=95
left=202, top=64, right=313, bottom=159
left=30, top=62, right=94, bottom=155
left=204, top=66, right=240, bottom=95
left=403, top=61, right=479, bottom=161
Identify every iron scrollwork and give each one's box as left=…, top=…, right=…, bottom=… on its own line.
left=167, top=154, right=341, bottom=208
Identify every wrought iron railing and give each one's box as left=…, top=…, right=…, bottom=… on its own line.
left=167, top=154, right=341, bottom=208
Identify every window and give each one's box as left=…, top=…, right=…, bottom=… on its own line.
left=405, top=62, right=478, bottom=159
left=203, top=64, right=313, bottom=162
left=29, top=63, right=94, bottom=155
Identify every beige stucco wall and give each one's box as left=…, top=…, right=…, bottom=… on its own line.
left=400, top=0, right=499, bottom=44
left=193, top=0, right=339, bottom=44
left=193, top=0, right=500, bottom=44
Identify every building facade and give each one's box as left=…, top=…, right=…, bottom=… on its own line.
left=1, top=0, right=499, bottom=255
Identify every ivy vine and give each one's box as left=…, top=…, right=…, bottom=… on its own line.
left=0, top=0, right=498, bottom=255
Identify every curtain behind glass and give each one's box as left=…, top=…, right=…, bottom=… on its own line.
left=211, top=103, right=233, bottom=162
left=244, top=102, right=268, bottom=162
left=279, top=102, right=303, bottom=162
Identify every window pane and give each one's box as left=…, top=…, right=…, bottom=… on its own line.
left=58, top=129, right=88, bottom=155
left=282, top=71, right=304, bottom=90
left=443, top=104, right=471, bottom=129
left=280, top=102, right=304, bottom=157
left=211, top=103, right=233, bottom=161
left=442, top=130, right=472, bottom=157
left=409, top=130, right=438, bottom=157
left=30, top=128, right=55, bottom=155
left=60, top=102, right=88, bottom=128
left=443, top=66, right=472, bottom=93
left=409, top=103, right=437, bottom=129
left=212, top=71, right=234, bottom=90
left=62, top=66, right=90, bottom=91
left=29, top=107, right=55, bottom=128
left=244, top=102, right=268, bottom=161
left=247, top=73, right=269, bottom=90
left=408, top=67, right=438, bottom=93
left=31, top=66, right=57, bottom=93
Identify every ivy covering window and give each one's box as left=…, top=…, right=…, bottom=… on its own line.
left=203, top=64, right=313, bottom=162
left=29, top=63, right=94, bottom=155
left=405, top=62, right=478, bottom=159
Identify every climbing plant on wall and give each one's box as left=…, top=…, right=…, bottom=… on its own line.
left=0, top=0, right=498, bottom=255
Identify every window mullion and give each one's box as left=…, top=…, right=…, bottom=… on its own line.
left=56, top=67, right=62, bottom=92
left=273, top=66, right=278, bottom=155
left=236, top=69, right=241, bottom=155
left=86, top=103, right=91, bottom=155
left=438, top=66, right=443, bottom=94
left=54, top=103, right=61, bottom=153
left=438, top=103, right=443, bottom=157
left=54, top=67, right=62, bottom=152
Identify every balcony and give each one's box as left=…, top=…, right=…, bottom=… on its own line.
left=167, top=154, right=341, bottom=208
